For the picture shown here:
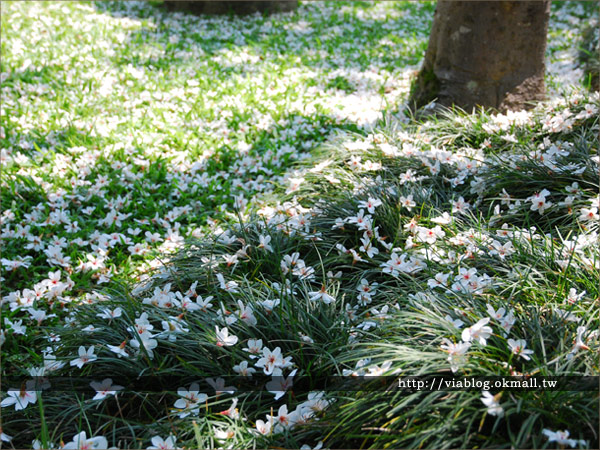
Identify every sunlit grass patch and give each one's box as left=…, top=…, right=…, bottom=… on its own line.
left=1, top=1, right=598, bottom=448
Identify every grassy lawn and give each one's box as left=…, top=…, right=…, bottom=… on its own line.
left=1, top=1, right=598, bottom=449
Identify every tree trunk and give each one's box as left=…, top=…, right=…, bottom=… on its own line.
left=580, top=19, right=599, bottom=92
left=409, top=0, right=551, bottom=113
left=163, top=1, right=297, bottom=16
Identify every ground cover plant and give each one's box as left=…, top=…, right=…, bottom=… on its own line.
left=1, top=1, right=598, bottom=449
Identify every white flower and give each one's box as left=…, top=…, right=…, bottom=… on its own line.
left=70, top=346, right=97, bottom=368
left=293, top=264, right=316, bottom=280
left=461, top=318, right=493, bottom=346
left=174, top=383, right=207, bottom=418
left=507, top=338, right=534, bottom=360
left=206, top=377, right=236, bottom=395
left=359, top=234, right=379, bottom=258
left=542, top=429, right=586, bottom=448
left=1, top=385, right=38, bottom=411
left=218, top=398, right=239, bottom=419
left=267, top=404, right=296, bottom=432
left=452, top=196, right=470, bottom=215
left=481, top=391, right=503, bottom=417
left=255, top=346, right=292, bottom=375
left=281, top=252, right=303, bottom=274
left=444, top=314, right=464, bottom=329
left=195, top=295, right=214, bottom=311
left=365, top=360, right=395, bottom=376
left=347, top=155, right=362, bottom=170
left=160, top=316, right=189, bottom=341
left=96, top=307, right=123, bottom=320
left=255, top=418, right=273, bottom=435
left=566, top=288, right=585, bottom=305
left=258, top=234, right=273, bottom=252
left=527, top=190, right=552, bottom=214
left=300, top=442, right=323, bottom=450
left=554, top=308, right=580, bottom=322
left=62, top=431, right=108, bottom=450
left=147, top=435, right=179, bottom=450
left=399, top=195, right=416, bottom=211
left=107, top=340, right=129, bottom=358
left=243, top=338, right=263, bottom=358
left=567, top=326, right=590, bottom=360
left=308, top=286, right=336, bottom=304
left=499, top=310, right=516, bottom=336
left=346, top=209, right=372, bottom=230
left=133, top=313, right=154, bottom=334
left=486, top=304, right=506, bottom=321
left=286, top=176, right=305, bottom=194
left=215, top=326, right=238, bottom=347
left=428, top=272, right=450, bottom=289
left=130, top=331, right=158, bottom=359
left=356, top=279, right=378, bottom=304
left=235, top=300, right=257, bottom=326
left=298, top=331, right=314, bottom=344
left=304, top=391, right=330, bottom=413
left=216, top=273, right=239, bottom=293
left=431, top=211, right=452, bottom=224
left=440, top=338, right=471, bottom=373
left=233, top=360, right=256, bottom=377
left=357, top=197, right=382, bottom=214
left=214, top=428, right=235, bottom=442
left=266, top=369, right=297, bottom=400
left=1, top=429, right=12, bottom=443
left=417, top=225, right=445, bottom=244
left=489, top=240, right=515, bottom=259
left=4, top=318, right=26, bottom=335
left=578, top=207, right=598, bottom=222
left=258, top=298, right=280, bottom=313
left=90, top=378, right=124, bottom=401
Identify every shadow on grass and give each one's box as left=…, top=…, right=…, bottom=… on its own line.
left=91, top=0, right=432, bottom=71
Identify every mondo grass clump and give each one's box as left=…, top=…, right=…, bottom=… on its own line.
left=2, top=2, right=600, bottom=448
left=4, top=92, right=598, bottom=449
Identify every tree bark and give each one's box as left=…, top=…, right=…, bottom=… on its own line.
left=409, top=0, right=551, bottom=113
left=163, top=1, right=297, bottom=16
left=580, top=19, right=599, bottom=92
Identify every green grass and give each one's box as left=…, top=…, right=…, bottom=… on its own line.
left=1, top=1, right=599, bottom=449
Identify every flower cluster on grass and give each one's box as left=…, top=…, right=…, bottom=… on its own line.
left=1, top=1, right=598, bottom=449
